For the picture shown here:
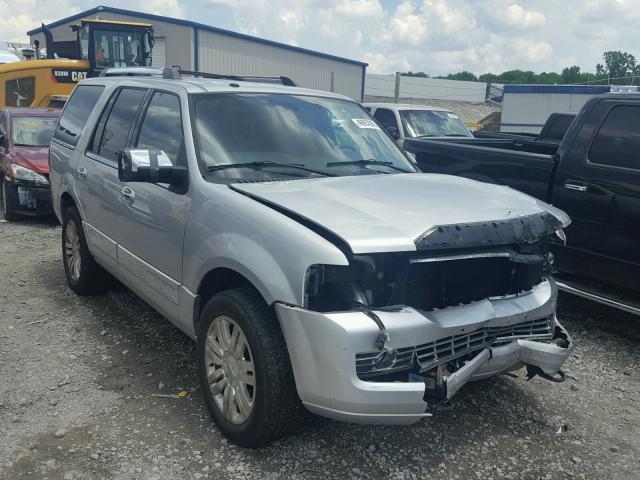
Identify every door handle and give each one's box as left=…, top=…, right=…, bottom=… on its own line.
left=564, top=181, right=588, bottom=192
left=76, top=166, right=87, bottom=177
left=120, top=187, right=135, bottom=202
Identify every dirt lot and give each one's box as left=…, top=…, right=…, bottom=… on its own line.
left=1, top=215, right=639, bottom=480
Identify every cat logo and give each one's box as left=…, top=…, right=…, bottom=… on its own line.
left=51, top=69, right=89, bottom=84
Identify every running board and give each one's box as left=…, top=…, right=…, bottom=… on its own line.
left=555, top=279, right=640, bottom=316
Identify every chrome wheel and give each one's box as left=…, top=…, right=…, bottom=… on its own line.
left=205, top=315, right=256, bottom=424
left=64, top=219, right=81, bottom=282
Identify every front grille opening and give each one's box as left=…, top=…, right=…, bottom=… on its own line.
left=406, top=257, right=543, bottom=311
left=356, top=315, right=555, bottom=381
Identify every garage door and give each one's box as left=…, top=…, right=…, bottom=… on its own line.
left=152, top=38, right=166, bottom=67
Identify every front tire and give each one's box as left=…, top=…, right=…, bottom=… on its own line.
left=1, top=177, right=21, bottom=222
left=197, top=288, right=303, bottom=447
left=62, top=206, right=109, bottom=295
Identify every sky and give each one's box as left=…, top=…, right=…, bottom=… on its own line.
left=1, top=0, right=637, bottom=75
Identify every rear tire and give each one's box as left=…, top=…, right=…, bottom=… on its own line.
left=197, top=288, right=303, bottom=448
left=1, top=177, right=21, bottom=222
left=62, top=205, right=109, bottom=295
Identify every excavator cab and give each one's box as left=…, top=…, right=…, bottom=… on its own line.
left=0, top=19, right=153, bottom=108
left=73, top=19, right=154, bottom=75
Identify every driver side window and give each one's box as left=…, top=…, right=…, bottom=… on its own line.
left=135, top=91, right=184, bottom=166
left=373, top=108, right=398, bottom=132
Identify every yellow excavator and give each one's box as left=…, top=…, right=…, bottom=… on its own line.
left=0, top=18, right=154, bottom=108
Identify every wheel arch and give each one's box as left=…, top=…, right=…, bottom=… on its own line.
left=194, top=267, right=269, bottom=334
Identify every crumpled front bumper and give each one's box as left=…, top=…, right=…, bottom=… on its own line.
left=275, top=278, right=574, bottom=425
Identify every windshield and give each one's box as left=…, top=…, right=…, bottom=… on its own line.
left=12, top=117, right=57, bottom=147
left=93, top=28, right=151, bottom=68
left=193, top=93, right=415, bottom=179
left=399, top=110, right=472, bottom=138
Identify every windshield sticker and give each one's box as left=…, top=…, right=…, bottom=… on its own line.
left=352, top=118, right=380, bottom=129
left=447, top=113, right=460, bottom=119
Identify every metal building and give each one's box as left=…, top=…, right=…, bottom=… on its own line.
left=27, top=5, right=367, bottom=100
left=500, top=84, right=639, bottom=133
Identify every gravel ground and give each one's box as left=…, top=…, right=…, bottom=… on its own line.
left=1, top=214, right=639, bottom=480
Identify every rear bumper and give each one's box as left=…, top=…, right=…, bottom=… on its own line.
left=4, top=179, right=53, bottom=215
left=276, top=278, right=574, bottom=425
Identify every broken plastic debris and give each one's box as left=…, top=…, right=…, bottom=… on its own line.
left=556, top=424, right=568, bottom=434
left=177, top=390, right=188, bottom=398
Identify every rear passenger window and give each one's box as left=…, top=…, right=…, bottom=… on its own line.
left=90, top=88, right=146, bottom=163
left=53, top=85, right=104, bottom=147
left=590, top=105, right=640, bottom=170
left=135, top=92, right=184, bottom=165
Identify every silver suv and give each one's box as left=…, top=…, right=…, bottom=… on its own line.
left=49, top=74, right=574, bottom=447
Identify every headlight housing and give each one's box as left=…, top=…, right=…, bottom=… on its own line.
left=10, top=164, right=49, bottom=186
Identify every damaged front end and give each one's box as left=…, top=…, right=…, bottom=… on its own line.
left=276, top=212, right=574, bottom=423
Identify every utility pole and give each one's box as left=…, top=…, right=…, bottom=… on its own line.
left=394, top=72, right=401, bottom=103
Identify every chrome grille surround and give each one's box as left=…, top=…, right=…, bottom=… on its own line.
left=356, top=315, right=555, bottom=378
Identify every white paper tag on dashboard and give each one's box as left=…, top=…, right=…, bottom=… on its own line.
left=352, top=118, right=380, bottom=129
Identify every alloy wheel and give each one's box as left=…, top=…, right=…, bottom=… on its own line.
left=64, top=219, right=82, bottom=282
left=204, top=315, right=256, bottom=424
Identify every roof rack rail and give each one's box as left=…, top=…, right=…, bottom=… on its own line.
left=162, top=66, right=296, bottom=86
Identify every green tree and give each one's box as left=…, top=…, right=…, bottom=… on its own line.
left=596, top=51, right=637, bottom=84
left=439, top=71, right=478, bottom=81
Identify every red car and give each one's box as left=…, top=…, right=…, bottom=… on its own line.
left=0, top=108, right=60, bottom=221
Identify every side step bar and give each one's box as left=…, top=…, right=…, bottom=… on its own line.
left=555, top=279, right=640, bottom=316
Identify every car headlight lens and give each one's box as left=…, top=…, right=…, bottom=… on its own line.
left=10, top=164, right=49, bottom=185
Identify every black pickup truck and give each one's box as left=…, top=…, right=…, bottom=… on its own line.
left=404, top=94, right=640, bottom=313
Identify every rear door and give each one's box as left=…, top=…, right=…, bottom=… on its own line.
left=115, top=90, right=190, bottom=321
left=79, top=87, right=147, bottom=272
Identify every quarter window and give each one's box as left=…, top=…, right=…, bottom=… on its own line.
left=590, top=105, right=640, bottom=170
left=135, top=92, right=184, bottom=165
left=90, top=88, right=146, bottom=163
left=5, top=77, right=35, bottom=107
left=53, top=85, right=104, bottom=147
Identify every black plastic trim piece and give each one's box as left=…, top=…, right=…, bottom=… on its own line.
left=415, top=212, right=562, bottom=251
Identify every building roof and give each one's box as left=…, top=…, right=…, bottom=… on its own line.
left=27, top=6, right=368, bottom=68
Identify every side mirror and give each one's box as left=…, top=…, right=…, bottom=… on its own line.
left=119, top=148, right=187, bottom=186
left=386, top=125, right=400, bottom=140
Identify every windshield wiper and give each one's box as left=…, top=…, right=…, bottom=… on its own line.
left=208, top=161, right=334, bottom=177
left=444, top=133, right=471, bottom=137
left=325, top=159, right=411, bottom=173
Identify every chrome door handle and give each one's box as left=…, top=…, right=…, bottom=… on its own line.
left=76, top=166, right=87, bottom=177
left=564, top=181, right=587, bottom=192
left=120, top=187, right=135, bottom=202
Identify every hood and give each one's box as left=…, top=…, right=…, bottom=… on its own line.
left=232, top=173, right=570, bottom=254
left=11, top=147, right=49, bottom=174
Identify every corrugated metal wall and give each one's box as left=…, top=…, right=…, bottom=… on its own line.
left=197, top=29, right=363, bottom=100
left=29, top=13, right=364, bottom=100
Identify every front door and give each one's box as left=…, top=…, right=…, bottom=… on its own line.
left=79, top=86, right=147, bottom=272
left=583, top=102, right=640, bottom=291
left=115, top=90, right=190, bottom=322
